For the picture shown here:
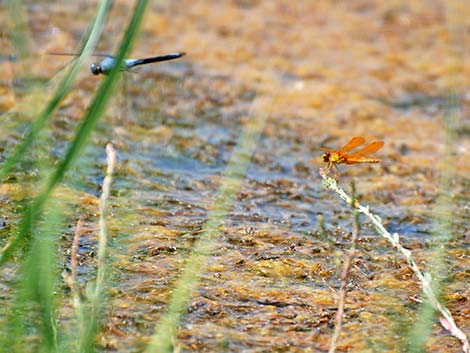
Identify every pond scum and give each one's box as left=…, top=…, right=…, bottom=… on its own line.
left=319, top=171, right=469, bottom=353
left=0, top=1, right=469, bottom=353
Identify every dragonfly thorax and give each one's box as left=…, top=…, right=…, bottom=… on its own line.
left=322, top=152, right=344, bottom=164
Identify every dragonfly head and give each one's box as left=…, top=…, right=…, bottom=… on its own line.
left=321, top=152, right=331, bottom=163
left=90, top=63, right=103, bottom=75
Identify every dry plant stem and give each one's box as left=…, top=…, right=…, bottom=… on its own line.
left=328, top=183, right=360, bottom=353
left=94, top=143, right=116, bottom=299
left=320, top=169, right=470, bottom=353
left=70, top=217, right=85, bottom=309
left=1, top=233, right=15, bottom=253
left=78, top=143, right=116, bottom=350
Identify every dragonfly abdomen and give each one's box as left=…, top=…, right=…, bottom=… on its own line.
left=345, top=157, right=381, bottom=164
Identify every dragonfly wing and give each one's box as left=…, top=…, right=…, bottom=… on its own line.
left=341, top=136, right=366, bottom=152
left=350, top=141, right=384, bottom=156
left=320, top=147, right=337, bottom=152
left=91, top=54, right=114, bottom=58
left=47, top=52, right=113, bottom=58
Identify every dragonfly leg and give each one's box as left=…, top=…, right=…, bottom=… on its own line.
left=325, top=162, right=332, bottom=175
left=332, top=164, right=341, bottom=181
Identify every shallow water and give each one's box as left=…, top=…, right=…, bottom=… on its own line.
left=1, top=1, right=470, bottom=352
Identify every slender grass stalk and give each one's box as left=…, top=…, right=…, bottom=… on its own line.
left=328, top=182, right=360, bottom=353
left=320, top=169, right=470, bottom=353
left=69, top=217, right=85, bottom=311
left=0, top=0, right=112, bottom=181
left=95, top=144, right=116, bottom=299
left=145, top=101, right=268, bottom=353
left=5, top=0, right=32, bottom=63
left=408, top=3, right=469, bottom=351
left=61, top=145, right=116, bottom=353
left=0, top=0, right=149, bottom=267
left=0, top=192, right=69, bottom=353
left=407, top=133, right=456, bottom=353
left=79, top=143, right=116, bottom=353
left=60, top=217, right=86, bottom=351
left=27, top=201, right=63, bottom=352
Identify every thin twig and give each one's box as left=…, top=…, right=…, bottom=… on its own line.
left=94, top=143, right=116, bottom=299
left=320, top=168, right=470, bottom=353
left=70, top=217, right=85, bottom=309
left=78, top=143, right=116, bottom=351
left=328, top=182, right=360, bottom=353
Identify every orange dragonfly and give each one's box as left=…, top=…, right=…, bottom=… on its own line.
left=320, top=136, right=384, bottom=179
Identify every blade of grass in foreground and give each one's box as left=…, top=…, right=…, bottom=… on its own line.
left=2, top=0, right=33, bottom=69
left=408, top=3, right=468, bottom=351
left=407, top=93, right=464, bottom=353
left=5, top=0, right=32, bottom=64
left=0, top=0, right=112, bottom=181
left=145, top=99, right=268, bottom=353
left=0, top=0, right=149, bottom=267
left=0, top=179, right=70, bottom=352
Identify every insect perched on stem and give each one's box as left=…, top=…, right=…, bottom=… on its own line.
left=320, top=136, right=384, bottom=179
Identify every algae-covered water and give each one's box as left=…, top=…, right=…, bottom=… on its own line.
left=1, top=1, right=469, bottom=352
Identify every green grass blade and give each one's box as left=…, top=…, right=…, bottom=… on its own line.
left=0, top=0, right=149, bottom=267
left=0, top=0, right=112, bottom=181
left=145, top=101, right=267, bottom=353
left=0, top=197, right=68, bottom=353
left=5, top=0, right=32, bottom=61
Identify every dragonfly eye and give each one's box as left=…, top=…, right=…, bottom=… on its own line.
left=322, top=153, right=331, bottom=163
left=90, top=63, right=102, bottom=75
